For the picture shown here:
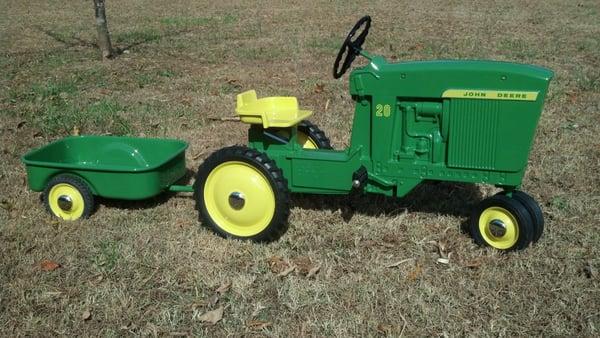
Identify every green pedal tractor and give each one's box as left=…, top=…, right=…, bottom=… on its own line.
left=195, top=16, right=553, bottom=250
left=23, top=16, right=553, bottom=251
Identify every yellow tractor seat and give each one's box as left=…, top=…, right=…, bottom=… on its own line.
left=236, top=90, right=313, bottom=128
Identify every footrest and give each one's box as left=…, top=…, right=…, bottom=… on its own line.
left=236, top=90, right=313, bottom=128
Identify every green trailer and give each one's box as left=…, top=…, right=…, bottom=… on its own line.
left=22, top=136, right=189, bottom=220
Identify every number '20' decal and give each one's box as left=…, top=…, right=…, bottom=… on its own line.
left=375, top=104, right=391, bottom=117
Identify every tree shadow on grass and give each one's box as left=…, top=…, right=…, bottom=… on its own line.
left=34, top=26, right=192, bottom=57
left=292, top=181, right=483, bottom=224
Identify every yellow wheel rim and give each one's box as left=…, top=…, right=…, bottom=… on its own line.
left=48, top=183, right=85, bottom=220
left=204, top=161, right=275, bottom=237
left=478, top=206, right=519, bottom=249
left=297, top=131, right=318, bottom=149
left=275, top=130, right=318, bottom=149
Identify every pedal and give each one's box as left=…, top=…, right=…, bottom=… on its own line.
left=352, top=165, right=368, bottom=191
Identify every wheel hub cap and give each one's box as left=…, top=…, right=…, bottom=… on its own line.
left=228, top=192, right=245, bottom=210
left=57, top=195, right=73, bottom=211
left=489, top=219, right=507, bottom=237
left=478, top=206, right=519, bottom=250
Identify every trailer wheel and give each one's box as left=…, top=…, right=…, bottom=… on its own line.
left=194, top=146, right=290, bottom=242
left=43, top=174, right=94, bottom=221
left=470, top=195, right=534, bottom=251
left=498, top=190, right=544, bottom=243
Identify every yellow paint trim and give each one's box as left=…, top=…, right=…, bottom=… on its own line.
left=478, top=206, right=519, bottom=249
left=204, top=161, right=275, bottom=237
left=442, top=89, right=538, bottom=101
left=48, top=183, right=85, bottom=220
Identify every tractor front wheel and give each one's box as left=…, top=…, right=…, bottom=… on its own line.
left=469, top=194, right=534, bottom=251
left=498, top=190, right=544, bottom=242
left=194, top=146, right=290, bottom=242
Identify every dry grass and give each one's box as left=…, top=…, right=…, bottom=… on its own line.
left=1, top=0, right=599, bottom=336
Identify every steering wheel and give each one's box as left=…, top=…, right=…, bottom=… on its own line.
left=333, top=15, right=371, bottom=79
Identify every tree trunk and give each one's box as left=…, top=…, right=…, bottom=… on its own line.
left=93, top=0, right=113, bottom=59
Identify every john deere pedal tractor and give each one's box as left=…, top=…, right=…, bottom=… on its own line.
left=194, top=16, right=553, bottom=251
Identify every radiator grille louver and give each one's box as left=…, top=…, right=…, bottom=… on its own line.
left=448, top=99, right=499, bottom=170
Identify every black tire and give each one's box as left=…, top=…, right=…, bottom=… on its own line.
left=469, top=194, right=534, bottom=251
left=194, top=146, right=291, bottom=242
left=297, top=120, right=332, bottom=149
left=498, top=190, right=544, bottom=242
left=43, top=174, right=95, bottom=220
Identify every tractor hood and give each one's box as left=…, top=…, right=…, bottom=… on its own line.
left=349, top=55, right=554, bottom=100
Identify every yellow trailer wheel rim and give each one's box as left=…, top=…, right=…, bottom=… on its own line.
left=48, top=183, right=85, bottom=220
left=478, top=206, right=519, bottom=249
left=204, top=161, right=275, bottom=237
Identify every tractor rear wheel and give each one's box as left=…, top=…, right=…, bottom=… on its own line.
left=194, top=146, right=290, bottom=242
left=469, top=194, right=534, bottom=251
left=297, top=120, right=332, bottom=149
left=274, top=120, right=332, bottom=149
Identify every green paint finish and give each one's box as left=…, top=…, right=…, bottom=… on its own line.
left=247, top=54, right=553, bottom=197
left=22, top=136, right=188, bottom=200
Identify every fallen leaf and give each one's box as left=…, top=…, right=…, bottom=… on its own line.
left=0, top=199, right=12, bottom=211
left=386, top=258, right=414, bottom=268
left=215, top=280, right=231, bottom=295
left=376, top=323, right=392, bottom=334
left=40, top=259, right=60, bottom=271
left=436, top=257, right=450, bottom=265
left=463, top=259, right=483, bottom=268
left=583, top=261, right=597, bottom=279
left=567, top=91, right=578, bottom=103
left=306, top=265, right=320, bottom=278
left=407, top=263, right=422, bottom=281
left=314, top=83, right=325, bottom=94
left=197, top=306, right=223, bottom=325
left=430, top=240, right=451, bottom=262
left=267, top=256, right=289, bottom=274
left=410, top=43, right=424, bottom=51
left=72, top=126, right=80, bottom=136
left=251, top=304, right=266, bottom=318
left=246, top=320, right=271, bottom=330
left=278, top=265, right=295, bottom=277
left=207, top=293, right=219, bottom=307
left=293, top=256, right=313, bottom=275
left=33, top=131, right=42, bottom=138
left=208, top=116, right=240, bottom=122
left=82, top=309, right=91, bottom=321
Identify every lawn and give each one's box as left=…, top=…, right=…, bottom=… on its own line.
left=1, top=0, right=599, bottom=336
